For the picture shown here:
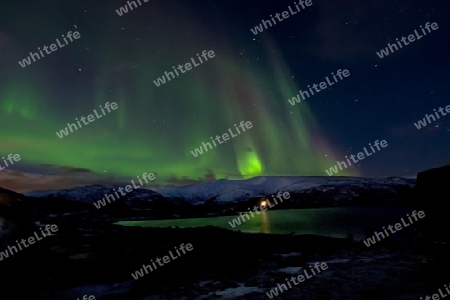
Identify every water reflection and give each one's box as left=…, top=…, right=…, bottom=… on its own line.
left=261, top=211, right=271, bottom=233
left=117, top=206, right=414, bottom=239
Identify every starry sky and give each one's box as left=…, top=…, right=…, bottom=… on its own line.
left=0, top=0, right=448, bottom=192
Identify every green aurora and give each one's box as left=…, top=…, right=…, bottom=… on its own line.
left=0, top=3, right=357, bottom=184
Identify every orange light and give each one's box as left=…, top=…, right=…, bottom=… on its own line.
left=261, top=200, right=267, bottom=207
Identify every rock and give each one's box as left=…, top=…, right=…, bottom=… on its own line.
left=416, top=164, right=450, bottom=242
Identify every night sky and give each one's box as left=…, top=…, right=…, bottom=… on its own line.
left=0, top=0, right=448, bottom=192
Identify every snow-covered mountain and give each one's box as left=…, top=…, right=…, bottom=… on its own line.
left=153, top=176, right=416, bottom=204
left=24, top=184, right=166, bottom=204
left=24, top=176, right=416, bottom=206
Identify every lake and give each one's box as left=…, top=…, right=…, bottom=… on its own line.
left=116, top=206, right=415, bottom=240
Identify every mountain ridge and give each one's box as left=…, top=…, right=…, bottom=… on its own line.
left=23, top=176, right=416, bottom=205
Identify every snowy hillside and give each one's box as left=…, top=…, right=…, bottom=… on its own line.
left=153, top=176, right=416, bottom=204
left=24, top=176, right=416, bottom=206
left=24, top=184, right=165, bottom=204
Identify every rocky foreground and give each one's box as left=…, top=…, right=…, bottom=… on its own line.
left=1, top=165, right=449, bottom=299
left=0, top=217, right=445, bottom=299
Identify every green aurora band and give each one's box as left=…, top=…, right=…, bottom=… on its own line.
left=0, top=3, right=357, bottom=184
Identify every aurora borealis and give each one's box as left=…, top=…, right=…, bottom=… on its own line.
left=0, top=0, right=449, bottom=192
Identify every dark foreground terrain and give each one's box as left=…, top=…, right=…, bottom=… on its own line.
left=1, top=166, right=449, bottom=299
left=0, top=216, right=446, bottom=299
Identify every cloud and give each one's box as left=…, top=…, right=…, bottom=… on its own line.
left=58, top=166, right=93, bottom=173
left=38, top=164, right=93, bottom=173
left=165, top=170, right=217, bottom=186
left=166, top=176, right=199, bottom=186
left=0, top=166, right=219, bottom=193
left=204, top=169, right=216, bottom=181
left=0, top=168, right=115, bottom=194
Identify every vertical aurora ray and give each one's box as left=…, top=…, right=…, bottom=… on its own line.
left=1, top=85, right=38, bottom=121
left=0, top=1, right=357, bottom=184
left=210, top=47, right=357, bottom=177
